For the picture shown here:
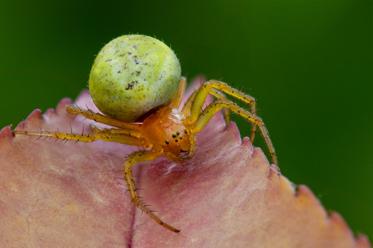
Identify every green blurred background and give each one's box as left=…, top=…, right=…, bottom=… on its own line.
left=0, top=0, right=372, bottom=239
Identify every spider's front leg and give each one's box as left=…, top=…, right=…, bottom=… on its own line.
left=123, top=150, right=180, bottom=233
left=190, top=100, right=278, bottom=165
left=183, top=80, right=257, bottom=142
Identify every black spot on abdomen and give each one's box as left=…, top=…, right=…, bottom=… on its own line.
left=125, top=80, right=139, bottom=90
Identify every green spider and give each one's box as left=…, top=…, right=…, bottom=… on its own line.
left=15, top=35, right=277, bottom=233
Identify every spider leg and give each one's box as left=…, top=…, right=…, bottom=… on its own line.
left=190, top=99, right=278, bottom=165
left=181, top=90, right=197, bottom=116
left=183, top=88, right=231, bottom=126
left=169, top=77, right=186, bottom=108
left=124, top=150, right=180, bottom=233
left=185, top=80, right=257, bottom=142
left=14, top=127, right=147, bottom=147
left=66, top=105, right=142, bottom=130
left=89, top=125, right=143, bottom=139
left=209, top=89, right=231, bottom=126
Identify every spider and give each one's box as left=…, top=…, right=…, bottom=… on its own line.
left=15, top=35, right=278, bottom=233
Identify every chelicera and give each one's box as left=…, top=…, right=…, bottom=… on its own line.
left=15, top=36, right=278, bottom=233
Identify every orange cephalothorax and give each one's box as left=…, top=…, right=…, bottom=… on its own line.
left=142, top=104, right=196, bottom=161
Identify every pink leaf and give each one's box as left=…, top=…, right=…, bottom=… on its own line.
left=0, top=78, right=370, bottom=247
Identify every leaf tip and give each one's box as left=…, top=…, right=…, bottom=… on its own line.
left=0, top=125, right=14, bottom=140
left=356, top=234, right=371, bottom=248
left=76, top=89, right=90, bottom=103
left=56, top=98, right=73, bottom=114
left=26, top=108, right=43, bottom=121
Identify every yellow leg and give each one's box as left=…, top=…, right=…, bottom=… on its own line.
left=169, top=77, right=186, bottom=108
left=66, top=105, right=142, bottom=131
left=186, top=80, right=257, bottom=142
left=124, top=151, right=180, bottom=233
left=191, top=100, right=278, bottom=165
left=14, top=128, right=146, bottom=147
left=89, top=125, right=144, bottom=139
left=182, top=88, right=231, bottom=127
left=89, top=126, right=148, bottom=146
left=209, top=89, right=231, bottom=126
left=181, top=90, right=197, bottom=117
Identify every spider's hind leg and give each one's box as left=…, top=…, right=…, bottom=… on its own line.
left=190, top=99, right=278, bottom=165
